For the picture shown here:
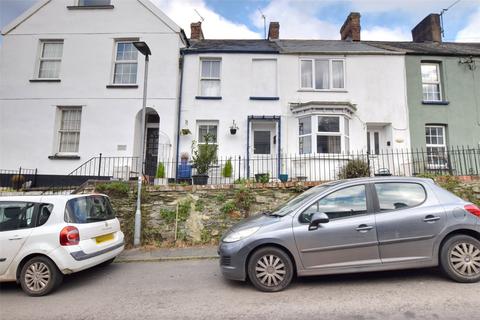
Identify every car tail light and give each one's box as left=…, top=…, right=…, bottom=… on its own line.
left=60, top=226, right=80, bottom=246
left=464, top=204, right=480, bottom=218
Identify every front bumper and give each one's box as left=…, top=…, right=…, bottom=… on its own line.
left=218, top=240, right=250, bottom=281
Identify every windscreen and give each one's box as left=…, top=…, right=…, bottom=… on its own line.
left=65, top=195, right=116, bottom=223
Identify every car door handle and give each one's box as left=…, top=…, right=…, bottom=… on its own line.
left=423, top=215, right=440, bottom=223
left=356, top=224, right=373, bottom=232
left=8, top=237, right=23, bottom=241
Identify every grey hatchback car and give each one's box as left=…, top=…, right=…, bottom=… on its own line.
left=218, top=177, right=480, bottom=292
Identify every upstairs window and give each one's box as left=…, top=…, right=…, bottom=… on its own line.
left=37, top=40, right=63, bottom=79
left=57, top=107, right=82, bottom=153
left=300, top=59, right=345, bottom=90
left=78, top=0, right=111, bottom=6
left=421, top=63, right=442, bottom=101
left=251, top=59, right=277, bottom=97
left=200, top=59, right=221, bottom=97
left=113, top=41, right=138, bottom=84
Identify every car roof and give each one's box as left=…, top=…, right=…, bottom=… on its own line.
left=322, top=176, right=435, bottom=187
left=0, top=193, right=108, bottom=203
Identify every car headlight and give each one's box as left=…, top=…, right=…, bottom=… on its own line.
left=223, top=226, right=260, bottom=243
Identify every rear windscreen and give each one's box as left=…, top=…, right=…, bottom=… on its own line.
left=65, top=195, right=116, bottom=223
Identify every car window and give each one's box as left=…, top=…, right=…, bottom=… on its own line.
left=0, top=202, right=36, bottom=232
left=374, top=183, right=426, bottom=211
left=37, top=204, right=53, bottom=227
left=300, top=185, right=367, bottom=223
left=65, top=195, right=116, bottom=223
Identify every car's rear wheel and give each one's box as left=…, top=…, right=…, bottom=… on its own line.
left=247, top=247, right=294, bottom=292
left=440, top=235, right=480, bottom=283
left=20, top=256, right=63, bottom=296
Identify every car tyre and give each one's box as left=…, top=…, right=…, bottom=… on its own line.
left=440, top=235, right=480, bottom=283
left=19, top=256, right=63, bottom=297
left=247, top=247, right=294, bottom=292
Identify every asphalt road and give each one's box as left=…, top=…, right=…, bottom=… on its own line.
left=1, top=259, right=479, bottom=320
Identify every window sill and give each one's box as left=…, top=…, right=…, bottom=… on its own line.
left=48, top=155, right=80, bottom=160
left=30, top=79, right=61, bottom=83
left=195, top=96, right=222, bottom=100
left=67, top=5, right=114, bottom=10
left=422, top=100, right=449, bottom=105
left=298, top=89, right=348, bottom=93
left=106, top=84, right=138, bottom=89
left=249, top=97, right=280, bottom=101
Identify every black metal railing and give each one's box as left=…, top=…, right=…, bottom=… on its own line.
left=1, top=146, right=479, bottom=194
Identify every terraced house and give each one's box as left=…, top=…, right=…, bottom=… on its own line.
left=368, top=14, right=480, bottom=172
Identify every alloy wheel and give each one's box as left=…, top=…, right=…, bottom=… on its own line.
left=24, top=262, right=51, bottom=292
left=449, top=242, right=480, bottom=277
left=255, top=254, right=286, bottom=287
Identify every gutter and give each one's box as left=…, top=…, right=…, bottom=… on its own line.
left=174, top=50, right=185, bottom=180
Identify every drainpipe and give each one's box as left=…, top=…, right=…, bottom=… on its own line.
left=174, top=51, right=185, bottom=180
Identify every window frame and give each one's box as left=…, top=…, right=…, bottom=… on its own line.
left=372, top=182, right=427, bottom=213
left=425, top=125, right=448, bottom=169
left=421, top=62, right=443, bottom=102
left=56, top=107, right=82, bottom=155
left=36, top=40, right=64, bottom=80
left=198, top=58, right=222, bottom=97
left=299, top=58, right=346, bottom=91
left=111, top=40, right=139, bottom=85
left=297, top=184, right=370, bottom=223
left=77, top=0, right=112, bottom=6
left=298, top=115, right=349, bottom=155
left=196, top=120, right=219, bottom=145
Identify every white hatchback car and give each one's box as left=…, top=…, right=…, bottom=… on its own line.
left=0, top=194, right=124, bottom=296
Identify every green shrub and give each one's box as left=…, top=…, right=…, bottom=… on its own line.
left=160, top=209, right=176, bottom=224
left=235, top=186, right=255, bottom=214
left=156, top=162, right=165, bottom=178
left=195, top=199, right=205, bottom=211
left=221, top=200, right=236, bottom=215
left=258, top=173, right=270, bottom=183
left=192, top=133, right=217, bottom=175
left=95, top=181, right=130, bottom=197
left=215, top=193, right=226, bottom=202
left=338, top=159, right=370, bottom=179
left=222, top=158, right=233, bottom=178
left=177, top=199, right=192, bottom=222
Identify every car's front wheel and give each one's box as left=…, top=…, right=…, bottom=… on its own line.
left=247, top=247, right=294, bottom=292
left=440, top=235, right=480, bottom=283
left=19, top=256, right=63, bottom=296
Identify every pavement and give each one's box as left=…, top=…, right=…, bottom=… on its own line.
left=116, top=246, right=219, bottom=262
left=1, top=259, right=479, bottom=320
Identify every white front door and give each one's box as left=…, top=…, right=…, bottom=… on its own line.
left=250, top=122, right=277, bottom=179
left=367, top=129, right=381, bottom=155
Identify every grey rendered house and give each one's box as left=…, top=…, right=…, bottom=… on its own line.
left=369, top=14, right=480, bottom=171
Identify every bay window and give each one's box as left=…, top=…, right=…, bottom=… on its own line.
left=298, top=115, right=349, bottom=154
left=300, top=58, right=345, bottom=90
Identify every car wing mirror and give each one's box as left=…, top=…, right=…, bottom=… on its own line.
left=308, top=212, right=329, bottom=231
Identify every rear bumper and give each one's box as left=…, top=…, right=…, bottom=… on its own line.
left=50, top=241, right=124, bottom=274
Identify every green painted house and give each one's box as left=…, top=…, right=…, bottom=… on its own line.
left=370, top=14, right=480, bottom=172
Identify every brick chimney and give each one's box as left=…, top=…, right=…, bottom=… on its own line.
left=190, top=22, right=204, bottom=40
left=340, top=12, right=361, bottom=41
left=268, top=22, right=279, bottom=40
left=412, top=13, right=442, bottom=43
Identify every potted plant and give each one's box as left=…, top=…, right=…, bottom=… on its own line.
left=191, top=133, right=217, bottom=185
left=180, top=128, right=191, bottom=136
left=180, top=152, right=190, bottom=164
left=279, top=157, right=288, bottom=182
left=255, top=173, right=269, bottom=183
left=230, top=120, right=238, bottom=135
left=222, top=158, right=233, bottom=183
left=154, top=162, right=167, bottom=185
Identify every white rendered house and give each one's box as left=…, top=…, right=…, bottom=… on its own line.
left=0, top=0, right=187, bottom=180
left=177, top=18, right=410, bottom=181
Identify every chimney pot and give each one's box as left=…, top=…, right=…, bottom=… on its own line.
left=340, top=12, right=361, bottom=41
left=190, top=22, right=204, bottom=40
left=268, top=22, right=280, bottom=40
left=411, top=14, right=442, bottom=43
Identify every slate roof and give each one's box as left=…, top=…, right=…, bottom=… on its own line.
left=183, top=39, right=480, bottom=57
left=365, top=41, right=480, bottom=56
left=183, top=40, right=279, bottom=54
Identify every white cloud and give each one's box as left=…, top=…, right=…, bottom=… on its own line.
left=251, top=0, right=339, bottom=39
left=456, top=7, right=480, bottom=42
left=362, top=26, right=410, bottom=41
left=151, top=0, right=261, bottom=39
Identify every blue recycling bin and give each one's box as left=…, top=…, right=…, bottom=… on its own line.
left=177, top=163, right=192, bottom=179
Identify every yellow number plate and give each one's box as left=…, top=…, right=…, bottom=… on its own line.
left=95, top=233, right=114, bottom=244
